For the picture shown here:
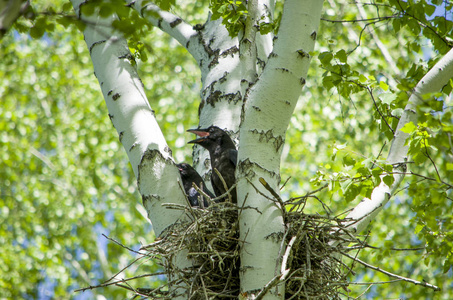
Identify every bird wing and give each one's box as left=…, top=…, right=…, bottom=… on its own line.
left=229, top=149, right=238, bottom=167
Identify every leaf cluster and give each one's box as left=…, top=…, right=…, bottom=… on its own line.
left=210, top=0, right=247, bottom=36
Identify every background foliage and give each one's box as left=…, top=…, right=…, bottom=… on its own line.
left=0, top=0, right=452, bottom=299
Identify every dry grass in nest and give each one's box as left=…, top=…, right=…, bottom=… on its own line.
left=135, top=197, right=357, bottom=299
left=283, top=212, right=352, bottom=299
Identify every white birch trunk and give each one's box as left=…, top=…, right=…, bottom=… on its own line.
left=237, top=0, right=324, bottom=298
left=70, top=2, right=198, bottom=298
left=70, top=0, right=187, bottom=237
left=346, top=48, right=453, bottom=233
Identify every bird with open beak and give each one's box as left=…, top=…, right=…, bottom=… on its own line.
left=187, top=126, right=238, bottom=203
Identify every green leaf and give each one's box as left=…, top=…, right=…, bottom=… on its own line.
left=383, top=174, right=394, bottom=186
left=30, top=25, right=45, bottom=39
left=393, top=18, right=401, bottom=33
left=344, top=182, right=360, bottom=202
left=359, top=74, right=367, bottom=83
left=335, top=49, right=347, bottom=63
left=424, top=4, right=436, bottom=16
left=391, top=108, right=403, bottom=117
left=343, top=155, right=356, bottom=167
left=379, top=81, right=389, bottom=91
left=379, top=92, right=396, bottom=105
left=400, top=121, right=416, bottom=134
left=356, top=166, right=371, bottom=177
left=320, top=52, right=334, bottom=67
left=415, top=223, right=424, bottom=234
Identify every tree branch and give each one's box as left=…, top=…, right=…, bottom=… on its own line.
left=71, top=0, right=187, bottom=237
left=127, top=0, right=203, bottom=62
left=240, top=0, right=259, bottom=82
left=342, top=252, right=440, bottom=291
left=0, top=0, right=29, bottom=38
left=345, top=47, right=453, bottom=233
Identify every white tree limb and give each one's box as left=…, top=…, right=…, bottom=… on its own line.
left=240, top=0, right=259, bottom=82
left=237, top=0, right=324, bottom=298
left=0, top=0, right=29, bottom=38
left=70, top=0, right=187, bottom=237
left=254, top=0, right=275, bottom=74
left=346, top=47, right=453, bottom=233
left=128, top=0, right=205, bottom=63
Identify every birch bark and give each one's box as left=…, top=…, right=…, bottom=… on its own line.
left=70, top=0, right=186, bottom=237
left=237, top=0, right=324, bottom=298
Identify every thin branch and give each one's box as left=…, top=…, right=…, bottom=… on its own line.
left=341, top=252, right=440, bottom=291
left=321, top=15, right=397, bottom=23
left=395, top=0, right=451, bottom=48
left=74, top=272, right=166, bottom=292
left=127, top=0, right=202, bottom=61
left=366, top=86, right=394, bottom=134
left=102, top=234, right=142, bottom=255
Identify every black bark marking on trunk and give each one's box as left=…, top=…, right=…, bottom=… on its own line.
left=266, top=231, right=284, bottom=243
left=238, top=158, right=280, bottom=181
left=89, top=39, right=106, bottom=53
left=224, top=91, right=242, bottom=104
left=219, top=71, right=229, bottom=83
left=141, top=193, right=161, bottom=207
left=170, top=18, right=182, bottom=28
left=269, top=51, right=278, bottom=58
left=310, top=31, right=317, bottom=40
left=118, top=53, right=134, bottom=61
left=257, top=57, right=266, bottom=69
left=193, top=23, right=205, bottom=31
left=129, top=142, right=138, bottom=152
left=297, top=49, right=309, bottom=59
left=276, top=67, right=290, bottom=73
left=205, top=90, right=222, bottom=107
left=220, top=46, right=239, bottom=57
left=250, top=128, right=285, bottom=152
left=112, top=93, right=120, bottom=101
left=164, top=145, right=173, bottom=156
left=208, top=49, right=221, bottom=68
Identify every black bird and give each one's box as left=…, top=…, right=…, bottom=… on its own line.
left=187, top=126, right=237, bottom=203
left=177, top=163, right=215, bottom=208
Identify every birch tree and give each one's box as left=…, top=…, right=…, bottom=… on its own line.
left=1, top=0, right=453, bottom=299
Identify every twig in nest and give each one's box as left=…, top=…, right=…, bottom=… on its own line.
left=280, top=176, right=291, bottom=190
left=213, top=168, right=232, bottom=203
left=286, top=183, right=330, bottom=212
left=192, top=182, right=212, bottom=208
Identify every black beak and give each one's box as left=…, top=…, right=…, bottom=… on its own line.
left=187, top=128, right=210, bottom=144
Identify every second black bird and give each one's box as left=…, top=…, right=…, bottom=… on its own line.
left=177, top=163, right=214, bottom=208
left=188, top=126, right=238, bottom=203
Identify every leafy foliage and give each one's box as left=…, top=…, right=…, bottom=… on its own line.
left=1, top=0, right=453, bottom=299
left=210, top=0, right=248, bottom=36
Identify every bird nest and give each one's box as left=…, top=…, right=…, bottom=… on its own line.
left=134, top=198, right=358, bottom=299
